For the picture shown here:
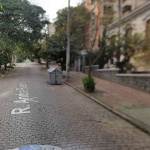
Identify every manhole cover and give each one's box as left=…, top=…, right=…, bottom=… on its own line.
left=8, top=145, right=62, bottom=150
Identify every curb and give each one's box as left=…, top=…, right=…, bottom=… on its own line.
left=63, top=80, right=150, bottom=135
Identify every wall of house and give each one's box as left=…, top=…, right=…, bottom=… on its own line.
left=48, top=23, right=55, bottom=37
left=135, top=0, right=148, bottom=9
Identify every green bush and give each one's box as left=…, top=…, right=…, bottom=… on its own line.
left=125, top=62, right=133, bottom=70
left=82, top=75, right=95, bottom=92
left=1, top=69, right=5, bottom=74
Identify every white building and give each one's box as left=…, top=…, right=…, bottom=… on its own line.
left=103, top=0, right=150, bottom=71
left=48, top=23, right=56, bottom=37
left=107, top=0, right=150, bottom=37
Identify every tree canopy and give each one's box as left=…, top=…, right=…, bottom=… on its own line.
left=40, top=4, right=90, bottom=69
left=0, top=0, right=49, bottom=69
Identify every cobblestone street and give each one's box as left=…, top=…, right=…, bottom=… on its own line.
left=0, top=62, right=150, bottom=150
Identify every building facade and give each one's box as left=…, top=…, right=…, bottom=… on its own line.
left=107, top=0, right=149, bottom=37
left=76, top=0, right=150, bottom=71
left=74, top=0, right=102, bottom=72
left=104, top=0, right=150, bottom=71
left=48, top=23, right=55, bottom=37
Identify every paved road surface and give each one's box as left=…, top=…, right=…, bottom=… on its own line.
left=0, top=62, right=150, bottom=150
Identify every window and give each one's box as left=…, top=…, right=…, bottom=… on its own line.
left=122, top=5, right=131, bottom=14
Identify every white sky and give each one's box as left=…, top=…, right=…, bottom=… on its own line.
left=28, top=0, right=82, bottom=22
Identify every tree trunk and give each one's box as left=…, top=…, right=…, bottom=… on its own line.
left=4, top=63, right=7, bottom=70
left=9, top=61, right=12, bottom=66
left=9, top=55, right=12, bottom=66
left=46, top=60, right=49, bottom=69
left=88, top=52, right=92, bottom=77
left=38, top=58, right=41, bottom=64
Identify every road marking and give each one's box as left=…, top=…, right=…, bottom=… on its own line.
left=11, top=83, right=38, bottom=115
left=11, top=107, right=30, bottom=115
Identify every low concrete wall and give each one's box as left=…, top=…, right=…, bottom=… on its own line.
left=84, top=66, right=119, bottom=81
left=116, top=74, right=150, bottom=93
left=84, top=65, right=99, bottom=75
left=84, top=66, right=150, bottom=93
left=97, top=68, right=119, bottom=82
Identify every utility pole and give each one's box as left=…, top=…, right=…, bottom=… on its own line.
left=66, top=0, right=70, bottom=81
left=118, top=0, right=121, bottom=39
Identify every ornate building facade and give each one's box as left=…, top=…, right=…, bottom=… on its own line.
left=105, top=0, right=150, bottom=71
left=107, top=0, right=149, bottom=38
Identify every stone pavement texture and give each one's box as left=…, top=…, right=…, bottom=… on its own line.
left=0, top=62, right=150, bottom=150
left=64, top=71, right=150, bottom=134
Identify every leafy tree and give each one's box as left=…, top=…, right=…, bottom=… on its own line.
left=39, top=4, right=90, bottom=70
left=0, top=0, right=49, bottom=69
left=55, top=4, right=89, bottom=46
left=0, top=37, right=16, bottom=69
left=81, top=0, right=102, bottom=92
left=44, top=32, right=67, bottom=70
left=113, top=33, right=143, bottom=72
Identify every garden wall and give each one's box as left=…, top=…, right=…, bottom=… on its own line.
left=84, top=66, right=150, bottom=93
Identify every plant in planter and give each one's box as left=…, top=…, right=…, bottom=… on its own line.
left=125, top=62, right=133, bottom=73
left=82, top=75, right=95, bottom=92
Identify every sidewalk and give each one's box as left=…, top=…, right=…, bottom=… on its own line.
left=63, top=71, right=150, bottom=134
